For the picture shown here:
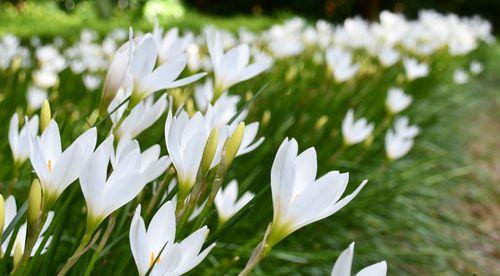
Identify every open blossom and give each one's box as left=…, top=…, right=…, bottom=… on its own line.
left=27, top=86, right=48, bottom=111
left=28, top=120, right=97, bottom=209
left=469, top=60, right=483, bottom=75
left=403, top=58, right=429, bottom=81
left=331, top=242, right=387, bottom=276
left=111, top=136, right=171, bottom=186
left=206, top=31, right=272, bottom=95
left=129, top=33, right=205, bottom=101
left=82, top=74, right=102, bottom=91
left=9, top=114, right=39, bottom=165
left=165, top=110, right=210, bottom=193
left=326, top=47, right=359, bottom=82
left=386, top=87, right=412, bottom=114
left=377, top=47, right=400, bottom=67
left=114, top=94, right=168, bottom=139
left=267, top=138, right=367, bottom=245
left=153, top=25, right=193, bottom=64
left=385, top=117, right=420, bottom=160
left=342, top=109, right=374, bottom=146
left=129, top=202, right=215, bottom=276
left=33, top=69, right=58, bottom=89
left=1, top=196, right=17, bottom=256
left=453, top=69, right=469, bottom=84
left=215, top=180, right=254, bottom=223
left=80, top=135, right=142, bottom=231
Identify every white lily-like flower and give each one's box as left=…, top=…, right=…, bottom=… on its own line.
left=28, top=120, right=97, bottom=209
left=165, top=110, right=210, bottom=195
left=111, top=136, right=171, bottom=186
left=194, top=78, right=216, bottom=112
left=33, top=69, right=58, bottom=89
left=1, top=196, right=17, bottom=257
left=9, top=114, right=39, bottom=165
left=326, top=47, right=359, bottom=82
left=129, top=202, right=215, bottom=276
left=129, top=33, right=206, bottom=101
left=403, top=58, right=429, bottom=81
left=114, top=94, right=168, bottom=139
left=386, top=87, right=412, bottom=114
left=79, top=135, right=142, bottom=232
left=341, top=109, right=374, bottom=146
left=331, top=242, right=387, bottom=276
left=267, top=138, right=367, bottom=245
left=153, top=26, right=193, bottom=64
left=385, top=117, right=420, bottom=160
left=82, top=74, right=102, bottom=91
left=469, top=60, right=483, bottom=75
left=215, top=180, right=254, bottom=224
left=12, top=211, right=54, bottom=257
left=26, top=86, right=48, bottom=111
left=377, top=47, right=400, bottom=67
left=206, top=31, right=271, bottom=95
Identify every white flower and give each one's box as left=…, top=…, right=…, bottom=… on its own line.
left=342, top=109, right=374, bottom=146
left=129, top=34, right=205, bottom=100
left=1, top=196, right=17, bottom=256
left=27, top=86, right=48, bottom=111
left=268, top=138, right=367, bottom=244
left=9, top=114, right=39, bottom=165
left=114, top=94, right=168, bottom=139
left=111, top=136, right=171, bottom=187
left=385, top=117, right=420, bottom=160
left=80, top=135, right=142, bottom=230
left=326, top=47, right=359, bottom=82
left=194, top=78, right=215, bottom=112
left=403, top=58, right=429, bottom=81
left=386, top=87, right=412, bottom=114
left=453, top=69, right=469, bottom=84
left=33, top=69, right=58, bottom=89
left=331, top=242, right=387, bottom=276
left=12, top=212, right=54, bottom=257
left=83, top=74, right=102, bottom=91
left=28, top=120, right=97, bottom=209
left=206, top=31, right=271, bottom=94
left=469, top=60, right=483, bottom=75
left=215, top=180, right=254, bottom=223
left=153, top=26, right=193, bottom=64
left=165, top=110, right=210, bottom=192
left=377, top=47, right=399, bottom=67
left=129, top=202, right=215, bottom=276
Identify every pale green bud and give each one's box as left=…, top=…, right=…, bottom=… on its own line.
left=261, top=110, right=271, bottom=126
left=0, top=195, right=4, bottom=238
left=200, top=128, right=219, bottom=175
left=28, top=179, right=42, bottom=227
left=13, top=242, right=22, bottom=270
left=314, top=115, right=329, bottom=131
left=224, top=122, right=245, bottom=168
left=40, top=100, right=51, bottom=132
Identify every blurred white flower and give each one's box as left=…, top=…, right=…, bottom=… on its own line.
left=130, top=202, right=215, bottom=276
left=83, top=74, right=102, bottom=91
left=9, top=114, right=39, bottom=165
left=326, top=47, right=359, bottom=82
left=12, top=211, right=54, bottom=257
left=386, top=88, right=412, bottom=114
left=331, top=242, right=387, bottom=276
left=403, top=58, right=429, bottom=81
left=33, top=69, right=58, bottom=89
left=267, top=138, right=367, bottom=245
left=469, top=60, right=484, bottom=75
left=377, top=47, right=400, bottom=67
left=153, top=26, right=193, bottom=64
left=342, top=109, right=374, bottom=146
left=27, top=86, right=48, bottom=111
left=215, top=180, right=254, bottom=223
left=1, top=196, right=17, bottom=257
left=28, top=120, right=97, bottom=209
left=385, top=117, right=420, bottom=160
left=453, top=69, right=469, bottom=84
left=206, top=31, right=271, bottom=95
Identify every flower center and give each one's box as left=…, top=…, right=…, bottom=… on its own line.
left=149, top=252, right=161, bottom=266
left=47, top=160, right=53, bottom=172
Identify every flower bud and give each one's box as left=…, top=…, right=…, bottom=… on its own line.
left=13, top=242, right=23, bottom=269
left=28, top=179, right=42, bottom=227
left=40, top=100, right=51, bottom=132
left=315, top=115, right=329, bottom=131
left=261, top=110, right=271, bottom=126
left=0, top=195, right=4, bottom=237
left=200, top=128, right=219, bottom=175
left=224, top=122, right=245, bottom=168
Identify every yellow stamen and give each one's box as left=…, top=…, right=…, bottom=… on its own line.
left=47, top=160, right=53, bottom=172
left=149, top=252, right=160, bottom=266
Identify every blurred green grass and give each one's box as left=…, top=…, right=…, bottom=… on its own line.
left=0, top=2, right=498, bottom=275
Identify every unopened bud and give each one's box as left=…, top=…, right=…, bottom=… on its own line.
left=315, top=115, right=328, bottom=131
left=28, top=179, right=42, bottom=226
left=13, top=242, right=23, bottom=269
left=224, top=122, right=245, bottom=168
left=261, top=110, right=271, bottom=126
left=363, top=135, right=374, bottom=148
left=200, top=128, right=219, bottom=175
left=40, top=100, right=51, bottom=132
left=0, top=195, right=4, bottom=237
